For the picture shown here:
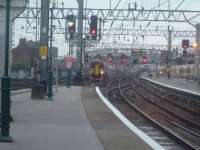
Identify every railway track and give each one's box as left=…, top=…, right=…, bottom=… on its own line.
left=133, top=79, right=200, bottom=128
left=139, top=79, right=200, bottom=115
left=102, top=77, right=200, bottom=150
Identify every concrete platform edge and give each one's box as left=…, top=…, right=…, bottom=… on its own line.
left=11, top=89, right=31, bottom=95
left=95, top=87, right=165, bottom=150
left=141, top=77, right=200, bottom=97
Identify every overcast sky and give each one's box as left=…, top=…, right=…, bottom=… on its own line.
left=14, top=0, right=200, bottom=56
left=28, top=0, right=200, bottom=10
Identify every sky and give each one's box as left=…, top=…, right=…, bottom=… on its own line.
left=13, top=0, right=200, bottom=56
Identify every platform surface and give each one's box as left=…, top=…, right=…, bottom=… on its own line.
left=142, top=76, right=200, bottom=96
left=0, top=86, right=153, bottom=150
left=82, top=87, right=153, bottom=150
left=0, top=87, right=104, bottom=150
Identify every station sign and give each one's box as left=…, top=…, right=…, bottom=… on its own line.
left=40, top=46, right=48, bottom=59
left=64, top=56, right=75, bottom=69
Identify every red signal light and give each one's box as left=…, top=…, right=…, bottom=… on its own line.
left=108, top=57, right=112, bottom=63
left=91, top=28, right=97, bottom=35
left=90, top=15, right=98, bottom=40
left=143, top=58, right=148, bottom=64
left=121, top=57, right=127, bottom=64
left=90, top=27, right=97, bottom=40
left=142, top=56, right=148, bottom=64
left=92, top=29, right=96, bottom=34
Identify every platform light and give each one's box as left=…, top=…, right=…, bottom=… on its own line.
left=192, top=42, right=198, bottom=48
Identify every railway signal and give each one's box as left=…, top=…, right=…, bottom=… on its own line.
left=66, top=15, right=76, bottom=39
left=121, top=54, right=127, bottom=64
left=182, top=40, right=189, bottom=49
left=143, top=56, right=147, bottom=64
left=90, top=15, right=98, bottom=40
left=182, top=40, right=189, bottom=57
left=108, top=57, right=112, bottom=63
left=107, top=53, right=113, bottom=64
left=122, top=58, right=126, bottom=63
left=107, top=56, right=113, bottom=64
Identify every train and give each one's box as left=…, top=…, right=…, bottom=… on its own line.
left=89, top=61, right=105, bottom=81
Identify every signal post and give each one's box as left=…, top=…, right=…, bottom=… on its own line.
left=77, top=0, right=84, bottom=81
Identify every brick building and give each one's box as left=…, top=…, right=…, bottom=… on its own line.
left=12, top=38, right=39, bottom=78
left=12, top=38, right=58, bottom=79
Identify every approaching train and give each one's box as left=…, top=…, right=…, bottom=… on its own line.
left=89, top=61, right=104, bottom=80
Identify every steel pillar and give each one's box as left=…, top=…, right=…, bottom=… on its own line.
left=77, top=0, right=84, bottom=81
left=39, top=0, right=49, bottom=90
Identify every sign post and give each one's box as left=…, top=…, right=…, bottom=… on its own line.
left=64, top=56, right=74, bottom=88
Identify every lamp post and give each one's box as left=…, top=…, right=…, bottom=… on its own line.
left=47, top=2, right=55, bottom=100
left=0, top=0, right=13, bottom=142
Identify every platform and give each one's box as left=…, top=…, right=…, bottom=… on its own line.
left=141, top=76, right=200, bottom=96
left=82, top=87, right=154, bottom=150
left=0, top=87, right=104, bottom=150
left=0, top=86, right=153, bottom=150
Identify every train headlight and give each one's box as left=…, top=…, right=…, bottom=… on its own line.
left=100, top=69, right=104, bottom=75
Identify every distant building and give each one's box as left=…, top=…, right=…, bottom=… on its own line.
left=12, top=38, right=39, bottom=78
left=12, top=39, right=39, bottom=66
left=12, top=38, right=58, bottom=79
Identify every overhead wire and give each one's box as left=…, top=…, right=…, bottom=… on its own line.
left=137, top=0, right=186, bottom=43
